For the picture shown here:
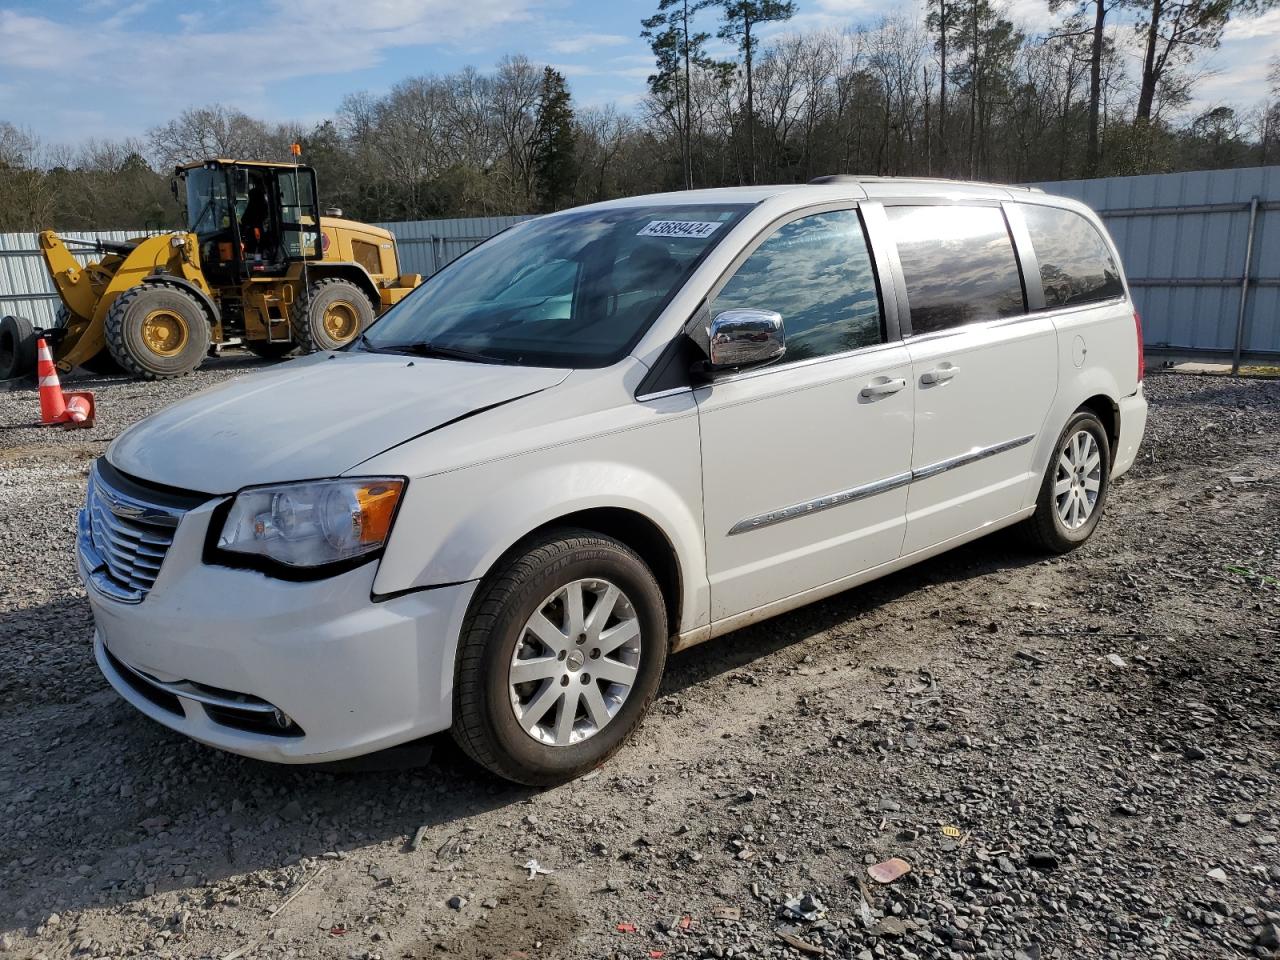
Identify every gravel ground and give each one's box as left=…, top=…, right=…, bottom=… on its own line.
left=1, top=358, right=1278, bottom=960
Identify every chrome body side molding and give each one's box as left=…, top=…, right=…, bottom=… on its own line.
left=728, top=472, right=913, bottom=536
left=728, top=434, right=1035, bottom=536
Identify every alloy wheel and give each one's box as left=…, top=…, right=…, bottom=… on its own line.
left=509, top=578, right=642, bottom=747
left=1055, top=429, right=1102, bottom=530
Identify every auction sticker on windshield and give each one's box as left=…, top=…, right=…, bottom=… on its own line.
left=638, top=220, right=723, bottom=239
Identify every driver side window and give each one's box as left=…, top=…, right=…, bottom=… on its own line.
left=711, top=209, right=883, bottom=363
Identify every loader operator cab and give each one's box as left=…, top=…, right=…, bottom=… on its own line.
left=177, top=160, right=322, bottom=287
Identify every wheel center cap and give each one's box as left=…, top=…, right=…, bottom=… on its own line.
left=566, top=649, right=585, bottom=672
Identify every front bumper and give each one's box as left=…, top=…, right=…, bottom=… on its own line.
left=79, top=497, right=476, bottom=763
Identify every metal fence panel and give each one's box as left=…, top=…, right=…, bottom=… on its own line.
left=1033, top=166, right=1280, bottom=363
left=375, top=215, right=533, bottom=277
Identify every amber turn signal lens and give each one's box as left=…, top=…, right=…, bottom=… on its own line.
left=356, top=480, right=404, bottom=544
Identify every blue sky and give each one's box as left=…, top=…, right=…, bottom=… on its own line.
left=1, top=0, right=1276, bottom=146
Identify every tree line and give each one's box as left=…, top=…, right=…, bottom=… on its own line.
left=0, top=0, right=1277, bottom=233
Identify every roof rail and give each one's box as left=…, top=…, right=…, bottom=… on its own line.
left=807, top=173, right=1043, bottom=193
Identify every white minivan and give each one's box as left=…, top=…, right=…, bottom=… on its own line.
left=79, top=178, right=1147, bottom=784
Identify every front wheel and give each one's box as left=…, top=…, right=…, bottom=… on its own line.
left=452, top=530, right=668, bottom=786
left=1020, top=409, right=1112, bottom=553
left=104, top=285, right=211, bottom=380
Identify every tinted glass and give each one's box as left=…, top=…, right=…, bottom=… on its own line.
left=1021, top=204, right=1124, bottom=308
left=185, top=168, right=231, bottom=236
left=711, top=209, right=882, bottom=362
left=364, top=205, right=746, bottom=368
left=887, top=205, right=1025, bottom=334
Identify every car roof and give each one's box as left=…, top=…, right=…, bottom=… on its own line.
left=567, top=176, right=1046, bottom=214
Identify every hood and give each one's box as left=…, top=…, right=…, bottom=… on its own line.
left=108, top=352, right=569, bottom=493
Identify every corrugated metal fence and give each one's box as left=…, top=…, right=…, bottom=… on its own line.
left=1033, top=166, right=1279, bottom=367
left=374, top=215, right=532, bottom=277
left=0, top=216, right=532, bottom=328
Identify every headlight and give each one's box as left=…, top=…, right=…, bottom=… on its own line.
left=216, top=477, right=405, bottom=569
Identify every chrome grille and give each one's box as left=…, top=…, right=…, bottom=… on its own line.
left=78, top=462, right=185, bottom=603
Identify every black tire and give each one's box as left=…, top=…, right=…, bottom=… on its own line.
left=57, top=307, right=121, bottom=375
left=290, top=278, right=375, bottom=353
left=242, top=340, right=296, bottom=361
left=452, top=529, right=669, bottom=786
left=0, top=314, right=37, bottom=380
left=1020, top=409, right=1112, bottom=553
left=104, top=285, right=211, bottom=380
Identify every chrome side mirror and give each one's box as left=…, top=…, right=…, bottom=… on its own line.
left=707, top=309, right=785, bottom=370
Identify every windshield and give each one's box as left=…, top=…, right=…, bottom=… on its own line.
left=361, top=204, right=748, bottom=368
left=184, top=168, right=232, bottom=237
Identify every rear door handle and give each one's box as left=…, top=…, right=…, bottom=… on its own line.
left=921, top=365, right=959, bottom=385
left=860, top=377, right=907, bottom=398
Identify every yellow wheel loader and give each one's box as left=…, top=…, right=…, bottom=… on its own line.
left=0, top=159, right=421, bottom=381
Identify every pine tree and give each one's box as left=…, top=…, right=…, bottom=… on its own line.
left=532, top=67, right=577, bottom=213
left=715, top=0, right=795, bottom=184
left=642, top=0, right=721, bottom=190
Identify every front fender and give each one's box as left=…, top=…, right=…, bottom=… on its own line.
left=370, top=416, right=708, bottom=636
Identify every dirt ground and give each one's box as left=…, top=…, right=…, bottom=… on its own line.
left=0, top=360, right=1277, bottom=960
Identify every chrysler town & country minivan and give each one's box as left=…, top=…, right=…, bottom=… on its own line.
left=78, top=177, right=1147, bottom=784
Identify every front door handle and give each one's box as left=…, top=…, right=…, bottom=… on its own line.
left=860, top=377, right=907, bottom=399
left=921, top=365, right=959, bottom=385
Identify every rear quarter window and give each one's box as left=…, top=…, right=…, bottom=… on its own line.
left=885, top=205, right=1026, bottom=335
left=1020, top=204, right=1125, bottom=308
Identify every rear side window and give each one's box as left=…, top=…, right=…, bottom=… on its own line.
left=711, top=209, right=883, bottom=362
left=886, top=205, right=1025, bottom=335
left=1020, top=204, right=1124, bottom=308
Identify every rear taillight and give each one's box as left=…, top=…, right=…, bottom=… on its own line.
left=1134, top=309, right=1145, bottom=382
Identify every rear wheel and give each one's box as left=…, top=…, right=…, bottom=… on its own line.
left=452, top=530, right=668, bottom=786
left=291, top=278, right=374, bottom=353
left=104, top=285, right=211, bottom=380
left=1020, top=410, right=1112, bottom=553
left=0, top=314, right=37, bottom=380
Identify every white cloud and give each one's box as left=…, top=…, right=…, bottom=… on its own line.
left=1223, top=7, right=1280, bottom=41
left=0, top=0, right=538, bottom=141
left=1185, top=34, right=1277, bottom=113
left=549, top=33, right=629, bottom=54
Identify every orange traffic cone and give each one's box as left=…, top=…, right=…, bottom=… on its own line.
left=62, top=391, right=95, bottom=428
left=36, top=336, right=95, bottom=429
left=36, top=336, right=67, bottom=424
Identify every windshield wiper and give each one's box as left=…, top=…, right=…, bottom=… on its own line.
left=373, top=340, right=507, bottom=364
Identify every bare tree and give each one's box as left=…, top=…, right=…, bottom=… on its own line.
left=149, top=105, right=295, bottom=167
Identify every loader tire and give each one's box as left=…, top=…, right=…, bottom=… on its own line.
left=291, top=278, right=374, bottom=354
left=105, top=284, right=211, bottom=380
left=0, top=314, right=37, bottom=380
left=56, top=306, right=119, bottom=374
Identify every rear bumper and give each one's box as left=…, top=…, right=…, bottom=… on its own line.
left=82, top=538, right=476, bottom=763
left=1112, top=383, right=1147, bottom=479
